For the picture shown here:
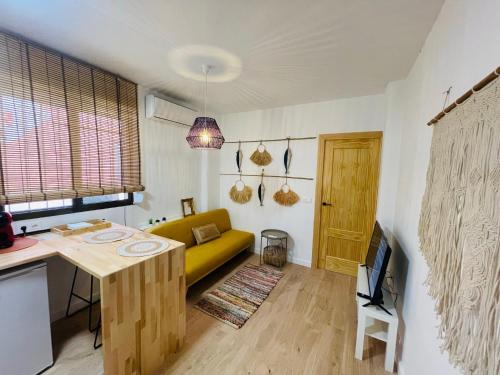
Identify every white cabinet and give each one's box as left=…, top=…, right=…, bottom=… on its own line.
left=0, top=261, right=53, bottom=375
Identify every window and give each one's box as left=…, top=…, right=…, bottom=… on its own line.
left=4, top=193, right=133, bottom=220
left=0, top=31, right=143, bottom=218
left=82, top=193, right=129, bottom=205
left=5, top=199, right=73, bottom=214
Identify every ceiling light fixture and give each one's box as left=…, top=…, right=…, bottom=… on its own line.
left=186, top=65, right=225, bottom=149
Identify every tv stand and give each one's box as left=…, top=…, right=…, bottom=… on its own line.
left=361, top=300, right=392, bottom=316
left=355, top=264, right=398, bottom=373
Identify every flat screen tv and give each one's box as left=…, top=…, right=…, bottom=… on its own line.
left=365, top=221, right=384, bottom=268
left=360, top=221, right=392, bottom=310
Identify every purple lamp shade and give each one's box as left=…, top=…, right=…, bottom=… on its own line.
left=186, top=117, right=225, bottom=149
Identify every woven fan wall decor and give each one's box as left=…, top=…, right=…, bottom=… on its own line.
left=273, top=182, right=299, bottom=206
left=419, top=76, right=500, bottom=375
left=229, top=178, right=252, bottom=204
left=250, top=142, right=272, bottom=166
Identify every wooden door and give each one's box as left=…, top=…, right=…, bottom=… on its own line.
left=312, top=132, right=382, bottom=276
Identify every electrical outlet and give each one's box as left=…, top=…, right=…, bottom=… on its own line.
left=301, top=196, right=312, bottom=203
left=12, top=221, right=42, bottom=235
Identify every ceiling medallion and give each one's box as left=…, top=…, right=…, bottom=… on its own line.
left=167, top=45, right=242, bottom=83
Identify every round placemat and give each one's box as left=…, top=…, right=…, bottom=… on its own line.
left=117, top=239, right=170, bottom=257
left=84, top=229, right=134, bottom=244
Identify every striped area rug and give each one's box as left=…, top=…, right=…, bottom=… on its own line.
left=194, top=263, right=284, bottom=329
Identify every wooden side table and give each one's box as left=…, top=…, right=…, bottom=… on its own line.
left=355, top=264, right=398, bottom=373
left=260, top=229, right=288, bottom=268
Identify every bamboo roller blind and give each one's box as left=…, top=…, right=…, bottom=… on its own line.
left=0, top=32, right=143, bottom=204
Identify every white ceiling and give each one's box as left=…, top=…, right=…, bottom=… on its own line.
left=0, top=0, right=444, bottom=114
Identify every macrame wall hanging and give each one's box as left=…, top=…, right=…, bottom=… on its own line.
left=419, top=67, right=500, bottom=375
left=250, top=141, right=272, bottom=166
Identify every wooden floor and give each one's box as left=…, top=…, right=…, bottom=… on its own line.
left=46, top=252, right=390, bottom=375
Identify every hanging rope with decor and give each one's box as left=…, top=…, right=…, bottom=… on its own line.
left=224, top=136, right=316, bottom=144
left=427, top=66, right=500, bottom=125
left=220, top=173, right=313, bottom=181
left=419, top=65, right=500, bottom=375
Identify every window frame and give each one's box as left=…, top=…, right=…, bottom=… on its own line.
left=3, top=193, right=133, bottom=221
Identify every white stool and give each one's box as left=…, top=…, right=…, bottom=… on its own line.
left=355, top=264, right=398, bottom=373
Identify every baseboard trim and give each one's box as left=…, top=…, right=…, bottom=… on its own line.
left=397, top=361, right=405, bottom=375
left=251, top=248, right=311, bottom=268
left=288, top=256, right=311, bottom=267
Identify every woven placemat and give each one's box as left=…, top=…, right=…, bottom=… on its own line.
left=84, top=229, right=134, bottom=244
left=117, top=238, right=170, bottom=257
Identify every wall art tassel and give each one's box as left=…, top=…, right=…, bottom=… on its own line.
left=250, top=141, right=272, bottom=166
left=258, top=169, right=265, bottom=206
left=236, top=141, right=243, bottom=172
left=284, top=137, right=292, bottom=174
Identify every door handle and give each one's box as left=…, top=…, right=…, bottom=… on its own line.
left=322, top=202, right=332, bottom=206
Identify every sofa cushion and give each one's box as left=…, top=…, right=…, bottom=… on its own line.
left=147, top=209, right=232, bottom=249
left=192, top=223, right=220, bottom=245
left=185, top=229, right=254, bottom=286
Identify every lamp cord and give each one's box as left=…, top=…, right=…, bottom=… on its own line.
left=203, top=65, right=209, bottom=124
left=204, top=68, right=207, bottom=118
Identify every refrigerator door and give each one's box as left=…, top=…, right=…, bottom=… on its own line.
left=0, top=261, right=53, bottom=375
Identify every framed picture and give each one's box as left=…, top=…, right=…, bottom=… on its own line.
left=181, top=198, right=195, bottom=217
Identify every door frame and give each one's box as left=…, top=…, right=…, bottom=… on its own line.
left=311, top=131, right=383, bottom=269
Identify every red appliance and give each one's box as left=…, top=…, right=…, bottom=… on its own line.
left=0, top=211, right=15, bottom=249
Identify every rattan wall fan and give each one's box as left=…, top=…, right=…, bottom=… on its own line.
left=229, top=175, right=253, bottom=204
left=273, top=177, right=299, bottom=206
left=250, top=141, right=272, bottom=166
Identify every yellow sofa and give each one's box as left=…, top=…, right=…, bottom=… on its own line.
left=146, top=209, right=254, bottom=287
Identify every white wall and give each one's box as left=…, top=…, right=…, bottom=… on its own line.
left=200, top=149, right=221, bottom=212
left=385, top=1, right=500, bottom=374
left=217, top=94, right=400, bottom=266
left=129, top=87, right=202, bottom=226
left=11, top=86, right=203, bottom=321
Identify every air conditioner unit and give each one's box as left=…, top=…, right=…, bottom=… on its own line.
left=145, top=94, right=197, bottom=127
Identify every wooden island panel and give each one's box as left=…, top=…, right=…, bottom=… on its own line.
left=101, top=244, right=186, bottom=375
left=0, top=223, right=186, bottom=375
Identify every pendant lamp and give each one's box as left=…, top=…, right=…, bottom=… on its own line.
left=186, top=65, right=225, bottom=149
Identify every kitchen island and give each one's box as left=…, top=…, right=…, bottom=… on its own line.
left=0, top=223, right=186, bottom=375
